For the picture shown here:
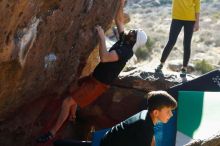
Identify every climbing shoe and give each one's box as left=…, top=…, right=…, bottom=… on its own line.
left=180, top=68, right=187, bottom=78
left=155, top=64, right=163, bottom=74
left=36, top=131, right=54, bottom=143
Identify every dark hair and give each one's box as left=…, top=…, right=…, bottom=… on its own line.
left=125, top=30, right=137, bottom=46
left=147, top=90, right=177, bottom=112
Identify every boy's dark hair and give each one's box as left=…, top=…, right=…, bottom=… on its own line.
left=147, top=90, right=177, bottom=112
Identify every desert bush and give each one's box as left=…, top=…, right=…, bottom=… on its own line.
left=146, top=36, right=155, bottom=51
left=159, top=0, right=172, bottom=5
left=157, top=0, right=217, bottom=4
left=194, top=59, right=214, bottom=74
left=212, top=30, right=220, bottom=47
left=201, top=0, right=218, bottom=3
left=212, top=12, right=220, bottom=20
left=135, top=36, right=155, bottom=60
left=198, top=31, right=214, bottom=46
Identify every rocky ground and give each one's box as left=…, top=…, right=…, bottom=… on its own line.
left=123, top=0, right=220, bottom=75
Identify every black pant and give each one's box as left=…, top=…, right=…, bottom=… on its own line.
left=160, top=19, right=195, bottom=67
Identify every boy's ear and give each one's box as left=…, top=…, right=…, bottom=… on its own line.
left=152, top=109, right=159, bottom=117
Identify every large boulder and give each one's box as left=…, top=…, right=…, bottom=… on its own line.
left=185, top=132, right=220, bottom=146
left=0, top=0, right=120, bottom=146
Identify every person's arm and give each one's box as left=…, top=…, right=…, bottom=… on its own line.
left=115, top=0, right=125, bottom=34
left=194, top=0, right=200, bottom=32
left=95, top=25, right=119, bottom=62
left=194, top=12, right=200, bottom=32
left=151, top=136, right=156, bottom=146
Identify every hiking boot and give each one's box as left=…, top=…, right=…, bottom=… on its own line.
left=180, top=68, right=187, bottom=78
left=36, top=131, right=54, bottom=143
left=155, top=64, right=163, bottom=74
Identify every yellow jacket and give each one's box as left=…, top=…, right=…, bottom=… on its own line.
left=172, top=0, right=200, bottom=21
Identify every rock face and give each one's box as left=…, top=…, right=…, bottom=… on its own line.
left=185, top=132, right=220, bottom=146
left=0, top=0, right=119, bottom=146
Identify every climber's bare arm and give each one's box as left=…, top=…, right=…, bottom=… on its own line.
left=95, top=25, right=119, bottom=62
left=115, top=0, right=125, bottom=34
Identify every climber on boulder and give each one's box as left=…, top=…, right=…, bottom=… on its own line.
left=36, top=0, right=147, bottom=143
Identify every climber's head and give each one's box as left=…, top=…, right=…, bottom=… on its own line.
left=125, top=29, right=148, bottom=52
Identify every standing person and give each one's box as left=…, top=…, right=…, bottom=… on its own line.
left=155, top=0, right=200, bottom=77
left=99, top=90, right=177, bottom=146
left=36, top=0, right=147, bottom=143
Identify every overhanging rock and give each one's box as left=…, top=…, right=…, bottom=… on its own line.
left=0, top=0, right=119, bottom=146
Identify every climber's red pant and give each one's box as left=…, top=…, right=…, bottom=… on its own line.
left=70, top=75, right=109, bottom=108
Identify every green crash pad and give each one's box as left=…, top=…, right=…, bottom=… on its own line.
left=176, top=91, right=220, bottom=145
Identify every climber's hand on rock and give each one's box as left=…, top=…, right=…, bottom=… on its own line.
left=95, top=25, right=105, bottom=39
